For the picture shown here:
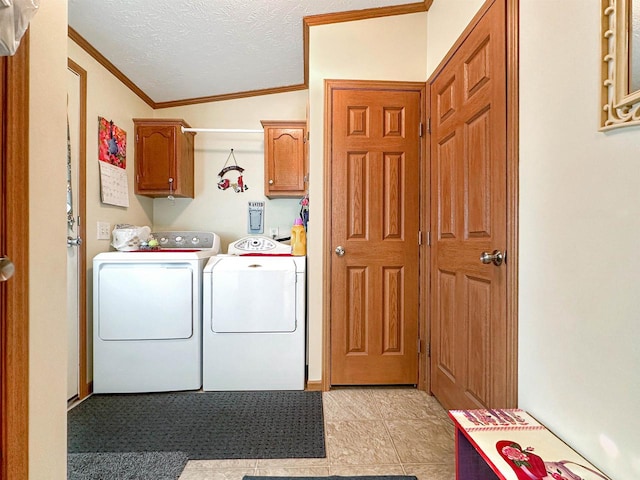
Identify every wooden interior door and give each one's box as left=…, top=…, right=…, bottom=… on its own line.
left=0, top=34, right=30, bottom=479
left=430, top=0, right=511, bottom=408
left=328, top=81, right=423, bottom=385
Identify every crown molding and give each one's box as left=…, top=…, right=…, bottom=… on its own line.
left=68, top=27, right=156, bottom=108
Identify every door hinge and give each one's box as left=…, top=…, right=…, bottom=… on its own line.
left=418, top=339, right=431, bottom=357
left=419, top=231, right=432, bottom=246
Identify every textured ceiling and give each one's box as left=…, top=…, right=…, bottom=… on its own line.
left=68, top=0, right=418, bottom=104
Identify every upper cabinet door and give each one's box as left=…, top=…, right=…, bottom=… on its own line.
left=261, top=120, right=307, bottom=198
left=134, top=118, right=195, bottom=198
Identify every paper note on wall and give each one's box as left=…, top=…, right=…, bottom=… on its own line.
left=99, top=161, right=129, bottom=207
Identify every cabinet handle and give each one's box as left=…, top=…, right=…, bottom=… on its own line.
left=269, top=179, right=274, bottom=185
left=168, top=177, right=175, bottom=200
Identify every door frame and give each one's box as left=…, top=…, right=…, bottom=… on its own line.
left=426, top=0, right=519, bottom=405
left=505, top=0, right=519, bottom=407
left=67, top=58, right=89, bottom=400
left=322, top=79, right=428, bottom=390
left=1, top=34, right=30, bottom=479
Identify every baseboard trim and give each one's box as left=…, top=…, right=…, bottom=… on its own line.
left=305, top=380, right=323, bottom=391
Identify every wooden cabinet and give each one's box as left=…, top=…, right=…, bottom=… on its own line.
left=133, top=118, right=195, bottom=198
left=261, top=120, right=307, bottom=198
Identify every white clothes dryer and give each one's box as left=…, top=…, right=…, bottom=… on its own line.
left=203, top=235, right=306, bottom=391
left=93, top=231, right=220, bottom=393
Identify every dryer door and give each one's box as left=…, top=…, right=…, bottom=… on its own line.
left=96, top=262, right=195, bottom=340
left=211, top=257, right=297, bottom=333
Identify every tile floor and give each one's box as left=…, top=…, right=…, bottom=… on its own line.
left=179, top=387, right=455, bottom=480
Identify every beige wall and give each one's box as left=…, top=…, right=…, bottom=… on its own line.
left=152, top=91, right=307, bottom=249
left=307, top=12, right=428, bottom=381
left=426, top=0, right=485, bottom=77
left=519, top=1, right=640, bottom=478
left=28, top=1, right=68, bottom=478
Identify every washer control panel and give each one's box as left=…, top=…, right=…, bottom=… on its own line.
left=228, top=235, right=291, bottom=255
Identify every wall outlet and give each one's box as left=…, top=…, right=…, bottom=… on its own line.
left=269, top=227, right=279, bottom=238
left=97, top=221, right=111, bottom=240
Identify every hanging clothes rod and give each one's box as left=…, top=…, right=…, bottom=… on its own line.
left=181, top=127, right=263, bottom=134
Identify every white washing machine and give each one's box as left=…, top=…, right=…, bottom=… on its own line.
left=203, top=235, right=306, bottom=391
left=93, top=231, right=220, bottom=393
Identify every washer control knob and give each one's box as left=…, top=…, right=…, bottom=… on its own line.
left=191, top=237, right=200, bottom=245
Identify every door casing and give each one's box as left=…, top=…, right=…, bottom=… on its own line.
left=67, top=58, right=89, bottom=401
left=0, top=33, right=30, bottom=480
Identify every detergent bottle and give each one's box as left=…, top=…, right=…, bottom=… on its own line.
left=291, top=218, right=307, bottom=256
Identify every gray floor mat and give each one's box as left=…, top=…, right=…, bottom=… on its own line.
left=68, top=391, right=325, bottom=460
left=68, top=451, right=188, bottom=480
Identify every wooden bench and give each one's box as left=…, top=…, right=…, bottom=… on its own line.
left=449, top=409, right=610, bottom=480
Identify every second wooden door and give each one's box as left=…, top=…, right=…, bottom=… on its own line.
left=328, top=80, right=423, bottom=385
